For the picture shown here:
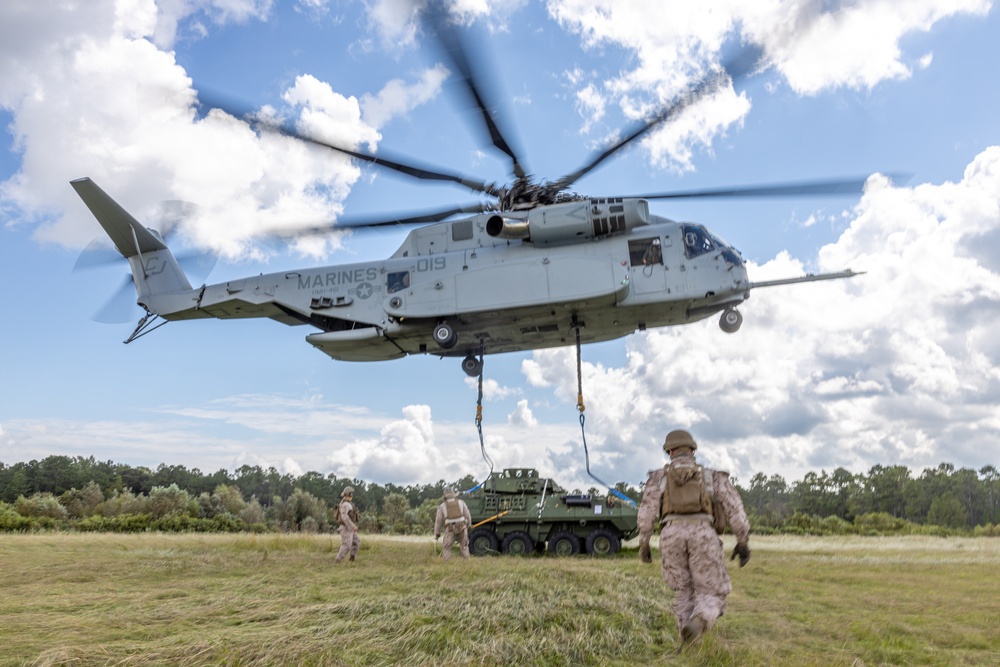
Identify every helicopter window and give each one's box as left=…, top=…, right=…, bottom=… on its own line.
left=452, top=220, right=473, bottom=241
left=681, top=224, right=715, bottom=258
left=707, top=230, right=743, bottom=266
left=629, top=238, right=662, bottom=266
left=386, top=271, right=410, bottom=294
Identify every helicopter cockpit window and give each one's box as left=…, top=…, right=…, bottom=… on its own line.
left=681, top=224, right=715, bottom=258
left=628, top=238, right=663, bottom=266
left=387, top=271, right=410, bottom=294
left=707, top=230, right=743, bottom=266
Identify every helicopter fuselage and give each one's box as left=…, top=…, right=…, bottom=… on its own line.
left=143, top=198, right=750, bottom=366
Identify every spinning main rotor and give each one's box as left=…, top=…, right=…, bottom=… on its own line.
left=202, top=3, right=873, bottom=234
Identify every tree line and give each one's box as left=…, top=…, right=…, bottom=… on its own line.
left=743, top=462, right=1000, bottom=533
left=1, top=456, right=999, bottom=535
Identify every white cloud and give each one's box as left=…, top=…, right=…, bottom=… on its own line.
left=508, top=399, right=538, bottom=427
left=463, top=376, right=518, bottom=400
left=360, top=64, right=450, bottom=129
left=522, top=147, right=1000, bottom=485
left=0, top=0, right=385, bottom=260
left=364, top=0, right=422, bottom=46
left=743, top=0, right=991, bottom=95
left=151, top=0, right=273, bottom=49
left=277, top=457, right=302, bottom=477
left=2, top=1, right=998, bottom=496
left=547, top=0, right=991, bottom=168
left=575, top=83, right=605, bottom=135
left=329, top=404, right=440, bottom=483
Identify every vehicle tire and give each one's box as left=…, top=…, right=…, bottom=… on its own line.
left=501, top=530, right=535, bottom=556
left=585, top=527, right=621, bottom=556
left=468, top=528, right=499, bottom=556
left=547, top=530, right=582, bottom=557
left=433, top=322, right=457, bottom=349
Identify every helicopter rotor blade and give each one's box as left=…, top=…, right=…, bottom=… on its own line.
left=554, top=45, right=765, bottom=191
left=197, top=92, right=499, bottom=197
left=277, top=203, right=490, bottom=237
left=420, top=2, right=528, bottom=180
left=626, top=174, right=905, bottom=201
left=150, top=200, right=219, bottom=284
left=73, top=237, right=122, bottom=271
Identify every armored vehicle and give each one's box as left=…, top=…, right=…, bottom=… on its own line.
left=466, top=468, right=638, bottom=557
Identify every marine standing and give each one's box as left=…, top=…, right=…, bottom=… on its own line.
left=434, top=489, right=473, bottom=561
left=638, top=429, right=751, bottom=644
left=336, top=486, right=361, bottom=563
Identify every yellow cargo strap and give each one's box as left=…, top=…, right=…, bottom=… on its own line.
left=471, top=510, right=508, bottom=528
left=474, top=342, right=494, bottom=477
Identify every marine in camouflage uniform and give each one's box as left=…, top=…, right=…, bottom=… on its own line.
left=336, top=486, right=361, bottom=563
left=638, top=430, right=751, bottom=644
left=434, top=489, right=473, bottom=561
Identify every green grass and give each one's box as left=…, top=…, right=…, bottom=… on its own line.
left=1, top=534, right=998, bottom=666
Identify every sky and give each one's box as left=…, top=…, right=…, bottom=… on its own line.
left=1, top=0, right=999, bottom=493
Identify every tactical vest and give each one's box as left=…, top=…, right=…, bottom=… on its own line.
left=659, top=460, right=713, bottom=517
left=444, top=498, right=465, bottom=525
left=336, top=501, right=357, bottom=524
left=659, top=461, right=729, bottom=535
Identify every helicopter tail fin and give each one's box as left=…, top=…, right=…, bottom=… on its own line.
left=70, top=178, right=193, bottom=307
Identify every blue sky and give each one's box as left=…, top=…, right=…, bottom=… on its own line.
left=2, top=0, right=999, bottom=491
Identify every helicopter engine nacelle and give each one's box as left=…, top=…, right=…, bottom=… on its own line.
left=486, top=198, right=649, bottom=246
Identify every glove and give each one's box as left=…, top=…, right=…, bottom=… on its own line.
left=730, top=542, right=750, bottom=567
left=639, top=542, right=652, bottom=563
left=435, top=535, right=440, bottom=541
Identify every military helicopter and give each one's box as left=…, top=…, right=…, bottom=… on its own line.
left=71, top=6, right=867, bottom=378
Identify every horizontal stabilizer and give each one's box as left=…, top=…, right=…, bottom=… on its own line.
left=70, top=178, right=167, bottom=258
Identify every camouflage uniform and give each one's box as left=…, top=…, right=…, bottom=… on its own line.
left=336, top=488, right=361, bottom=563
left=638, top=431, right=751, bottom=643
left=434, top=491, right=473, bottom=561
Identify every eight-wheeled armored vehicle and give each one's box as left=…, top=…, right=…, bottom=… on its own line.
left=465, top=468, right=638, bottom=556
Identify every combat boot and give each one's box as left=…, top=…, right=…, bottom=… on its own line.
left=349, top=555, right=355, bottom=562
left=680, top=616, right=706, bottom=643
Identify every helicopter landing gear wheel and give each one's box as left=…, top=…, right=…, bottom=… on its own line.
left=432, top=322, right=457, bottom=349
left=719, top=308, right=742, bottom=334
left=461, top=355, right=483, bottom=377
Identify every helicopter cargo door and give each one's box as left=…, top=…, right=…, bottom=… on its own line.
left=449, top=256, right=625, bottom=313
left=545, top=256, right=625, bottom=305
left=629, top=237, right=666, bottom=295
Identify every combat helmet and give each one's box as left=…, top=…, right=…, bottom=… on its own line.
left=443, top=487, right=457, bottom=500
left=341, top=486, right=355, bottom=497
left=663, top=429, right=697, bottom=453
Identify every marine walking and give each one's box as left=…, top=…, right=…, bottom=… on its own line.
left=638, top=429, right=751, bottom=645
left=335, top=486, right=361, bottom=563
left=434, top=488, right=472, bottom=561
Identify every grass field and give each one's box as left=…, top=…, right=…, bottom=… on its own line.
left=1, top=533, right=998, bottom=666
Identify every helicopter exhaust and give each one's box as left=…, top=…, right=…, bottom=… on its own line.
left=486, top=198, right=650, bottom=246
left=486, top=215, right=530, bottom=240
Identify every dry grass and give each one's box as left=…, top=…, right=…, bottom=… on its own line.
left=1, top=533, right=998, bottom=666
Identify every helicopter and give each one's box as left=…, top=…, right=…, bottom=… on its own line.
left=71, top=6, right=868, bottom=378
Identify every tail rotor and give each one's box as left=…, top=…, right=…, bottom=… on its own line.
left=71, top=197, right=217, bottom=323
